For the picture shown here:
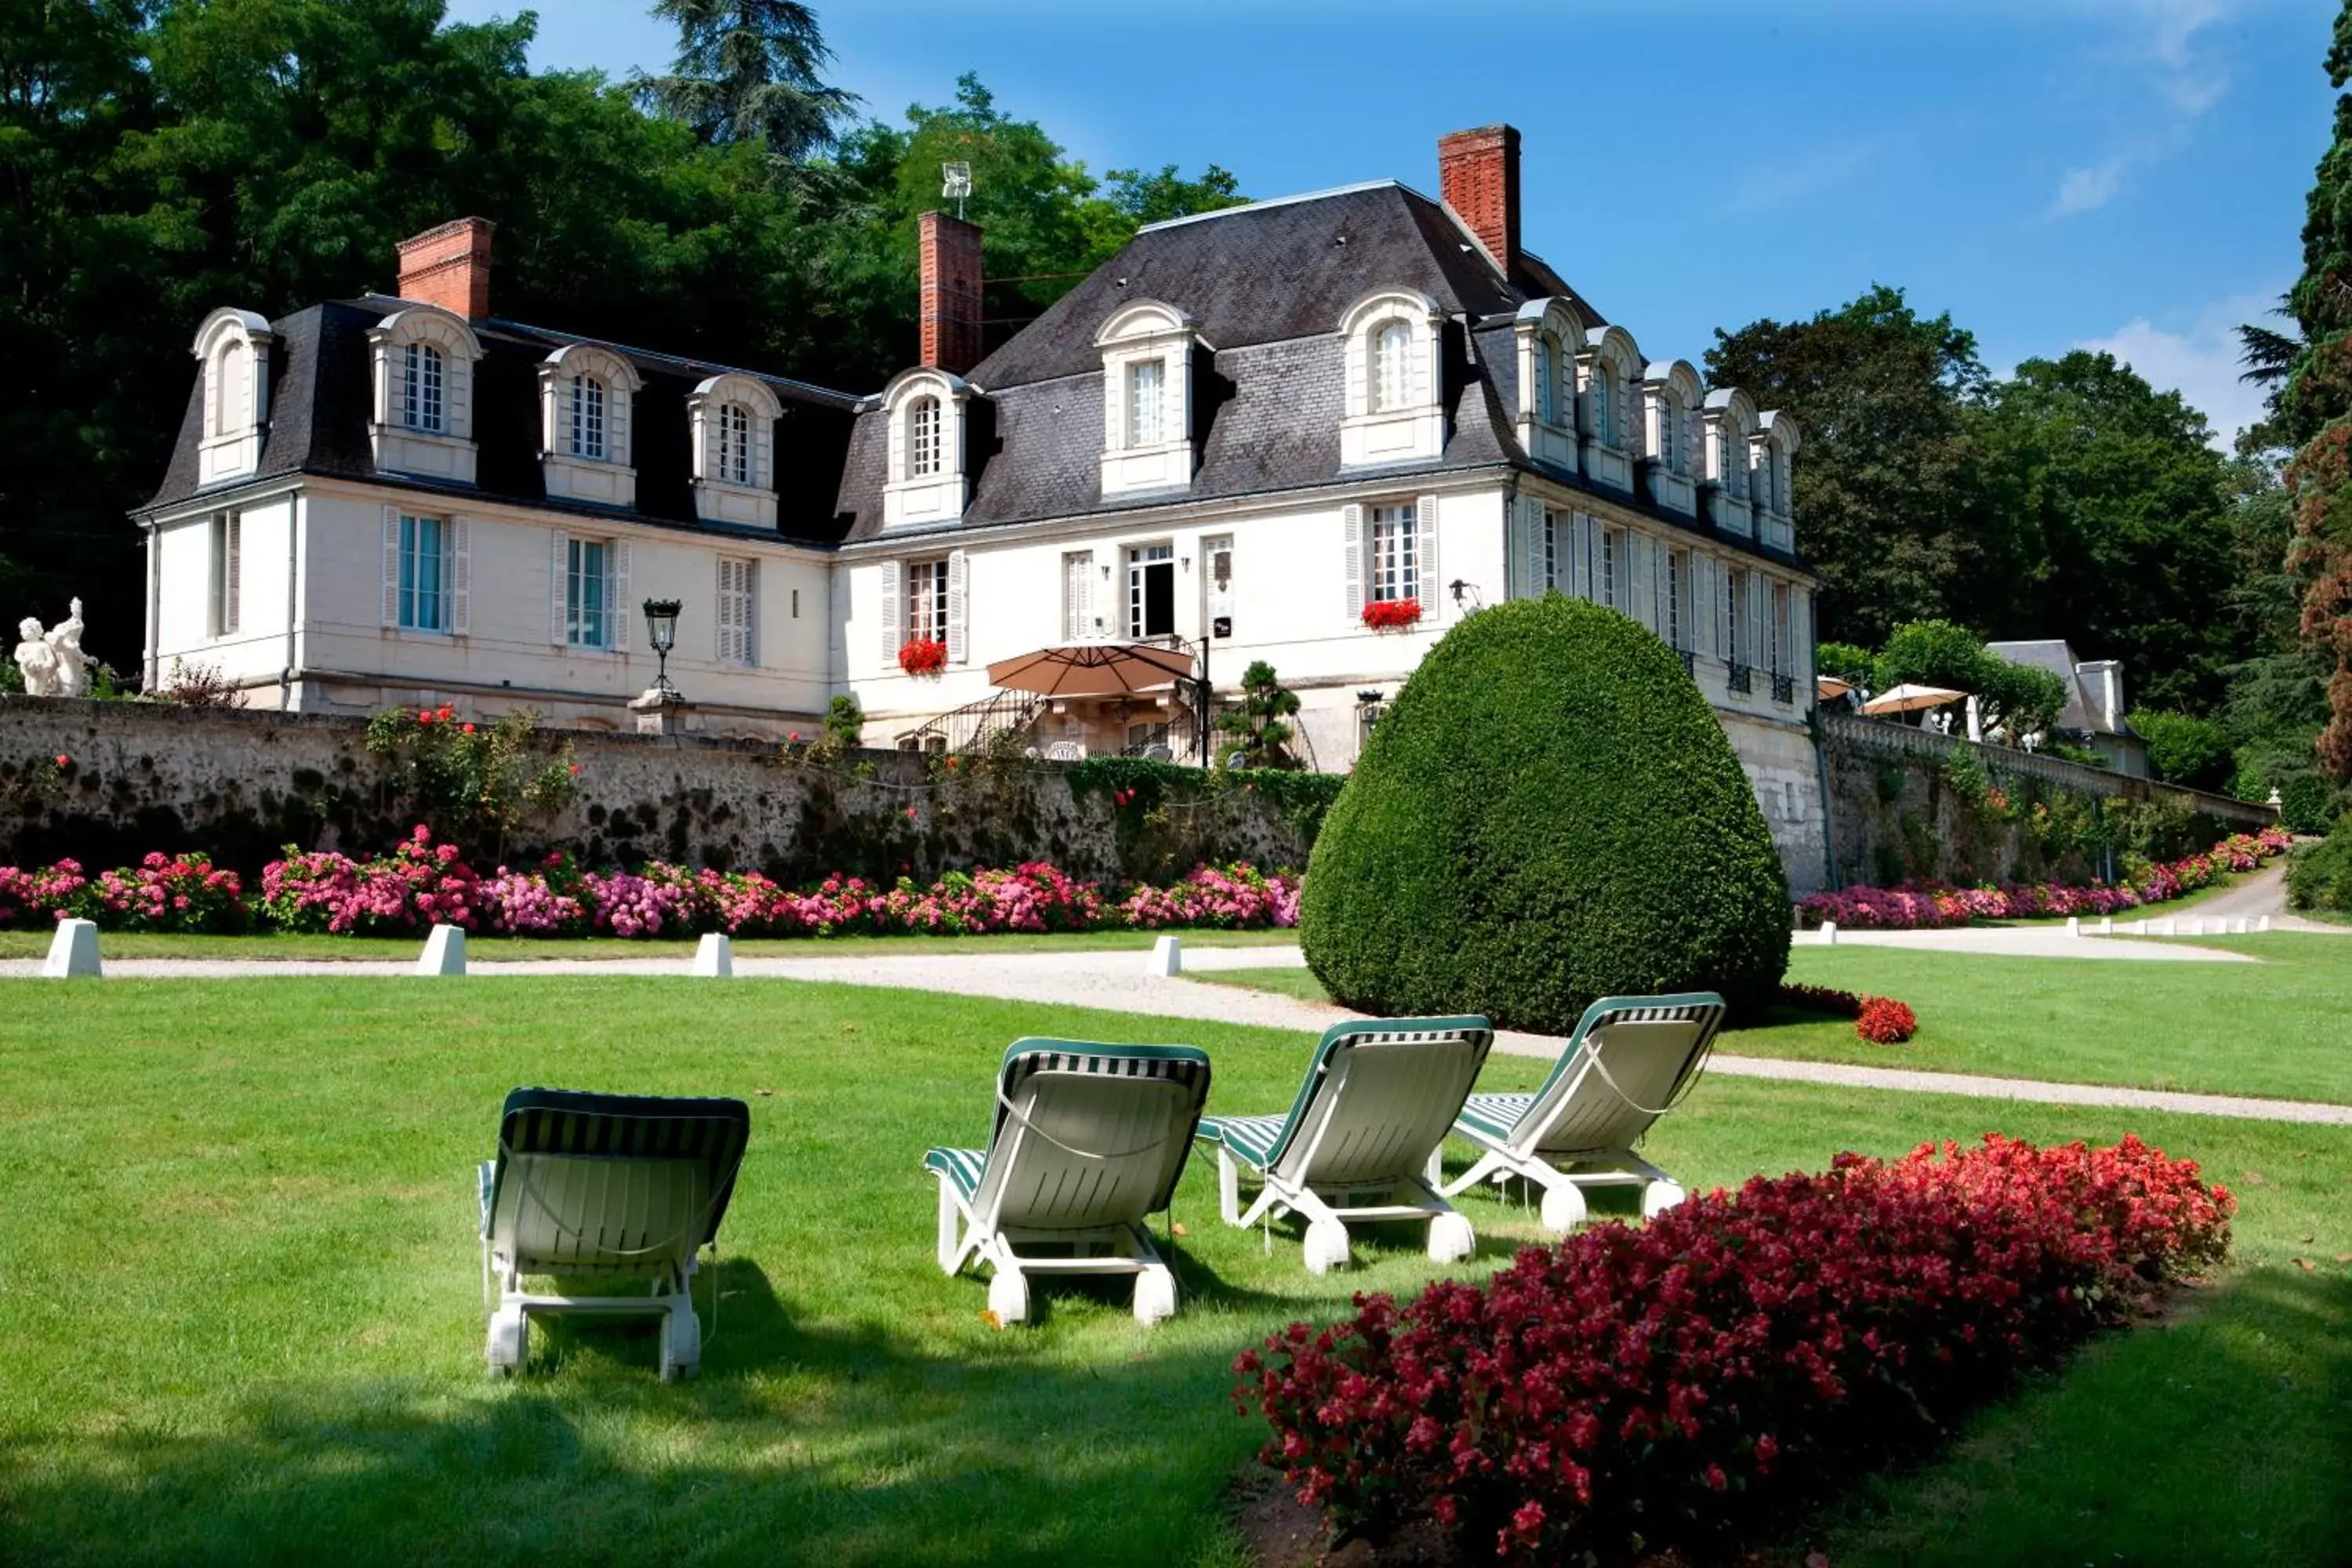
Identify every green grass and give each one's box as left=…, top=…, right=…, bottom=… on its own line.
left=1201, top=937, right=2352, bottom=1105
left=2, top=978, right=2348, bottom=1565
left=0, top=925, right=1303, bottom=962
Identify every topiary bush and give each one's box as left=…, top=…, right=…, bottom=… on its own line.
left=2287, top=816, right=2352, bottom=914
left=1300, top=596, right=1791, bottom=1033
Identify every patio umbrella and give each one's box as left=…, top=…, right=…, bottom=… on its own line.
left=1859, top=682, right=1965, bottom=717
left=985, top=641, right=1197, bottom=699
left=1816, top=675, right=1855, bottom=702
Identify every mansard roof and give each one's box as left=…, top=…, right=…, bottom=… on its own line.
left=141, top=296, right=859, bottom=543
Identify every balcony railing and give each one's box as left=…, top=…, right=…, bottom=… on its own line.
left=1771, top=673, right=1795, bottom=705
left=1726, top=660, right=1753, bottom=695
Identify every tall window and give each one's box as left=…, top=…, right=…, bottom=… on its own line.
left=717, top=556, right=757, bottom=665
left=906, top=557, right=949, bottom=644
left=1716, top=430, right=1737, bottom=492
left=907, top=396, right=942, bottom=477
left=566, top=537, right=610, bottom=648
left=570, top=375, right=606, bottom=459
left=1372, top=321, right=1412, bottom=412
left=1726, top=566, right=1747, bottom=665
left=1599, top=527, right=1621, bottom=610
left=1541, top=506, right=1560, bottom=592
left=1657, top=398, right=1678, bottom=472
left=1666, top=548, right=1687, bottom=650
left=1592, top=372, right=1613, bottom=445
left=398, top=513, right=447, bottom=632
left=718, top=403, right=751, bottom=485
left=403, top=343, right=445, bottom=434
left=1769, top=582, right=1790, bottom=673
left=1127, top=543, right=1175, bottom=637
left=1127, top=359, right=1164, bottom=445
left=1368, top=503, right=1418, bottom=603
left=1533, top=340, right=1555, bottom=425
left=209, top=511, right=241, bottom=637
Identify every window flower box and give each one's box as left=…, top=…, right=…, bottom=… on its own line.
left=1360, top=597, right=1422, bottom=631
left=898, top=637, right=948, bottom=677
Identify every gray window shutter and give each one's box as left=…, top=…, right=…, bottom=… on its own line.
left=946, top=549, right=968, bottom=663
left=1416, top=493, right=1440, bottom=615
left=611, top=539, right=632, bottom=651
left=449, top=518, right=470, bottom=635
left=1341, top=503, right=1364, bottom=620
left=550, top=529, right=570, bottom=645
left=878, top=559, right=902, bottom=662
left=223, top=514, right=241, bottom=633
left=383, top=506, right=402, bottom=628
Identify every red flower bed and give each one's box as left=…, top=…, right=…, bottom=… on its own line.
left=1777, top=982, right=1919, bottom=1044
left=897, top=637, right=948, bottom=676
left=1360, top=597, right=1423, bottom=630
left=1236, top=1134, right=2230, bottom=1563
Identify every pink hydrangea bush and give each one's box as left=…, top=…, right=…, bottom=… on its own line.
left=0, top=858, right=93, bottom=926
left=87, top=852, right=245, bottom=933
left=260, top=827, right=485, bottom=935
left=1116, top=862, right=1299, bottom=928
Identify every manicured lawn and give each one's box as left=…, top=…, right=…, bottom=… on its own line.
left=1, top=977, right=2348, bottom=1565
left=0, top=925, right=1304, bottom=963
left=1201, top=935, right=2352, bottom=1105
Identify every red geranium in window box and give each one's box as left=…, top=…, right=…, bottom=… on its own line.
left=898, top=637, right=948, bottom=676
left=1360, top=597, right=1422, bottom=630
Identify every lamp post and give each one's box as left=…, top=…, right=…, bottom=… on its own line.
left=643, top=598, right=682, bottom=698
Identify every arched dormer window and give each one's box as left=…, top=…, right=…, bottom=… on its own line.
left=1641, top=360, right=1704, bottom=517
left=1511, top=297, right=1585, bottom=473
left=1700, top=387, right=1759, bottom=538
left=537, top=342, right=644, bottom=507
left=1757, top=410, right=1801, bottom=552
left=880, top=368, right=972, bottom=527
left=367, top=303, right=484, bottom=482
left=686, top=371, right=783, bottom=525
left=191, top=307, right=275, bottom=488
left=1574, top=325, right=1642, bottom=492
left=1094, top=299, right=1199, bottom=496
left=1338, top=288, right=1446, bottom=469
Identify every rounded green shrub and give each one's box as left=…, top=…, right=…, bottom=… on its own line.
left=2286, top=817, right=2352, bottom=914
left=1300, top=595, right=1791, bottom=1033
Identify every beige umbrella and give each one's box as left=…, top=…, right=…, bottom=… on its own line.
left=985, top=641, right=1196, bottom=699
left=1816, top=674, right=1854, bottom=702
left=1860, top=682, right=1965, bottom=717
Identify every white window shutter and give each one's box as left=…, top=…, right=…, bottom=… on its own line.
left=714, top=558, right=731, bottom=662
left=450, top=519, right=471, bottom=635
left=1341, top=503, right=1364, bottom=620
left=878, top=559, right=902, bottom=662
left=223, top=514, right=241, bottom=633
left=550, top=530, right=570, bottom=644
left=1415, top=494, right=1440, bottom=615
left=383, top=507, right=401, bottom=628
left=946, top=549, right=969, bottom=662
left=1507, top=497, right=1533, bottom=599
left=611, top=540, right=632, bottom=651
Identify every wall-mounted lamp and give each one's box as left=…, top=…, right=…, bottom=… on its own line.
left=1448, top=578, right=1483, bottom=612
left=1355, top=688, right=1383, bottom=706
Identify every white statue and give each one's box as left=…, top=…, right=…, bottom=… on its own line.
left=13, top=599, right=89, bottom=698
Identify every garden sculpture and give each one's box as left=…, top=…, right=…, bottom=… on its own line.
left=13, top=597, right=90, bottom=697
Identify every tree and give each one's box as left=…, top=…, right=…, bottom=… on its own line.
left=2129, top=710, right=2237, bottom=790
left=1871, top=620, right=2067, bottom=745
left=635, top=0, right=853, bottom=164
left=1213, top=660, right=1301, bottom=770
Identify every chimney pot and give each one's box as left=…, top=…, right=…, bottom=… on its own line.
left=395, top=217, right=496, bottom=319
left=918, top=211, right=984, bottom=376
left=1437, top=125, right=1521, bottom=280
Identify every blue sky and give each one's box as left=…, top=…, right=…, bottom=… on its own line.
left=446, top=0, right=2336, bottom=438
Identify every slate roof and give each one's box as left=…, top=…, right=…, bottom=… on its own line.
left=1987, top=639, right=2131, bottom=737
left=141, top=296, right=861, bottom=545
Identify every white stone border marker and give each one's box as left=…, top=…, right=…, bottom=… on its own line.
left=1820, top=921, right=1837, bottom=946
left=1146, top=935, right=1183, bottom=976
left=2067, top=916, right=2082, bottom=937
left=416, top=924, right=467, bottom=976
left=693, top=933, right=735, bottom=977
left=42, top=918, right=101, bottom=978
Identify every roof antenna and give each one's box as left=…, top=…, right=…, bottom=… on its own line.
left=942, top=162, right=973, bottom=222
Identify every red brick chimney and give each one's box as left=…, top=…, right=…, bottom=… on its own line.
left=918, top=210, right=984, bottom=376
left=1437, top=125, right=1521, bottom=278
left=395, top=217, right=496, bottom=319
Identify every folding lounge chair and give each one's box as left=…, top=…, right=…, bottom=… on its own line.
left=1439, top=992, right=1725, bottom=1232
left=1195, top=1016, right=1493, bottom=1275
left=478, top=1087, right=751, bottom=1381
left=927, top=1039, right=1213, bottom=1326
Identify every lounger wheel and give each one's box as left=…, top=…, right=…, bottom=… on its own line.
left=485, top=1304, right=528, bottom=1377
left=1426, top=1211, right=1475, bottom=1265
left=987, top=1266, right=1030, bottom=1324
left=660, top=1302, right=702, bottom=1382
left=1540, top=1184, right=1589, bottom=1233
left=1133, top=1264, right=1178, bottom=1327
left=1641, top=1180, right=1686, bottom=1220
left=1303, top=1218, right=1351, bottom=1276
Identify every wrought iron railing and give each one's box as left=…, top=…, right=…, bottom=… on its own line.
left=1771, top=673, right=1795, bottom=705
left=1726, top=660, right=1753, bottom=695
left=1679, top=648, right=1697, bottom=678
left=896, top=687, right=1044, bottom=755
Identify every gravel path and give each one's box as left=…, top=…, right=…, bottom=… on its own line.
left=11, top=939, right=2347, bottom=1127
left=1790, top=927, right=2259, bottom=960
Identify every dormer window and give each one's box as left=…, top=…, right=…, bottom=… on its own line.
left=191, top=307, right=276, bottom=488
left=1512, top=298, right=1584, bottom=474
left=880, top=368, right=971, bottom=525
left=1640, top=360, right=1702, bottom=518
left=1576, top=325, right=1642, bottom=493
left=1127, top=360, right=1164, bottom=445
left=1372, top=321, right=1412, bottom=412
left=368, top=303, right=482, bottom=482
left=719, top=404, right=750, bottom=484
left=1339, top=289, right=1446, bottom=468
left=537, top=343, right=641, bottom=507
left=403, top=343, right=445, bottom=433
left=1533, top=339, right=1556, bottom=425
left=686, top=372, right=783, bottom=525
left=1756, top=410, right=1802, bottom=551
left=1095, top=300, right=1199, bottom=496
left=1700, top=386, right=1759, bottom=538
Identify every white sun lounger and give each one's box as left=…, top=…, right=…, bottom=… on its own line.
left=478, top=1087, right=751, bottom=1381
left=1194, top=1015, right=1493, bottom=1275
left=1439, top=992, right=1725, bottom=1231
left=926, top=1039, right=1214, bottom=1326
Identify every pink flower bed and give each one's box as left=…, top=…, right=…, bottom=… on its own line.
left=1799, top=827, right=2291, bottom=931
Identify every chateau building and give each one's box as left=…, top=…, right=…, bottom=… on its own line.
left=137, top=125, right=1827, bottom=885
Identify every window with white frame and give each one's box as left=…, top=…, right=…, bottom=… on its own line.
left=718, top=403, right=751, bottom=486
left=1541, top=506, right=1561, bottom=592
left=566, top=536, right=612, bottom=648
left=1592, top=372, right=1613, bottom=445
left=397, top=513, right=448, bottom=633
left=1534, top=339, right=1555, bottom=426
left=403, top=343, right=445, bottom=434
left=1666, top=547, right=1688, bottom=650
left=1769, top=581, right=1791, bottom=673
left=1372, top=321, right=1413, bottom=414
left=1725, top=565, right=1748, bottom=665
left=1368, top=503, right=1419, bottom=603
left=1657, top=397, right=1679, bottom=472
left=906, top=557, right=950, bottom=644
left=717, top=556, right=757, bottom=665
left=1127, top=359, right=1164, bottom=445
left=1127, top=543, right=1175, bottom=637
left=209, top=511, right=241, bottom=637
left=570, top=376, right=606, bottom=460
left=1599, top=526, right=1621, bottom=610
left=907, top=397, right=942, bottom=477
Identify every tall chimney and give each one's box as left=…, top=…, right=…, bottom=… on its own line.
left=395, top=217, right=496, bottom=319
left=918, top=210, right=984, bottom=376
left=1437, top=125, right=1521, bottom=278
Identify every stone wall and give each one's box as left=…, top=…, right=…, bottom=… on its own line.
left=0, top=699, right=1321, bottom=883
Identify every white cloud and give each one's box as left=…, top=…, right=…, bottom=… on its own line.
left=2073, top=290, right=2280, bottom=445
left=2047, top=0, right=2238, bottom=216
left=2053, top=158, right=2129, bottom=216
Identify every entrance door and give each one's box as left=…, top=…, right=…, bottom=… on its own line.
left=1127, top=543, right=1174, bottom=639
